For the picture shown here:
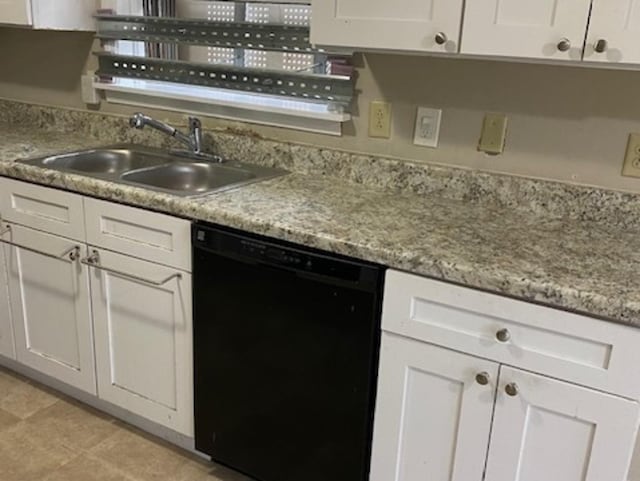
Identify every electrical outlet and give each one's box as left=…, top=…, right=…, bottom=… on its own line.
left=622, top=133, right=640, bottom=178
left=478, top=113, right=508, bottom=155
left=369, top=101, right=391, bottom=138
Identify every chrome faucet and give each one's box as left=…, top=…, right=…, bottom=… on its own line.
left=129, top=113, right=204, bottom=155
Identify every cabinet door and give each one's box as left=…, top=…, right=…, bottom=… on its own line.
left=89, top=248, right=193, bottom=437
left=6, top=224, right=96, bottom=394
left=30, top=0, right=97, bottom=31
left=0, top=230, right=15, bottom=359
left=0, top=0, right=32, bottom=26
left=370, top=333, right=498, bottom=481
left=584, top=0, right=640, bottom=64
left=485, top=366, right=640, bottom=481
left=311, top=0, right=464, bottom=53
left=461, top=0, right=592, bottom=60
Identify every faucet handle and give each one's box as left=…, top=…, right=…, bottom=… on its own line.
left=188, top=116, right=202, bottom=130
left=188, top=117, right=203, bottom=154
left=130, top=112, right=146, bottom=129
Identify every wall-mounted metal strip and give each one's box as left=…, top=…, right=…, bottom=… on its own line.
left=95, top=52, right=354, bottom=107
left=96, top=14, right=324, bottom=54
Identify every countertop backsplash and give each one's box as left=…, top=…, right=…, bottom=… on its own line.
left=2, top=98, right=640, bottom=232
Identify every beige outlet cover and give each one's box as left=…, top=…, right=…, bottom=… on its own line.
left=622, top=133, right=640, bottom=178
left=478, top=113, right=508, bottom=155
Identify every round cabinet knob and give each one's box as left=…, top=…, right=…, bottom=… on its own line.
left=557, top=38, right=571, bottom=52
left=69, top=247, right=80, bottom=262
left=496, top=328, right=511, bottom=343
left=505, top=382, right=519, bottom=397
left=595, top=39, right=608, bottom=53
left=475, top=372, right=491, bottom=386
left=435, top=32, right=448, bottom=45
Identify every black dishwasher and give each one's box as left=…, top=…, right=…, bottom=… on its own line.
left=192, top=223, right=385, bottom=481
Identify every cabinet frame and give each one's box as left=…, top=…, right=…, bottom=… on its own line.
left=0, top=234, right=15, bottom=360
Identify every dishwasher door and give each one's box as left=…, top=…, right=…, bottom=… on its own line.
left=193, top=224, right=384, bottom=481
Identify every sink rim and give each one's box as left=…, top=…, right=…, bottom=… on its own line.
left=18, top=143, right=288, bottom=198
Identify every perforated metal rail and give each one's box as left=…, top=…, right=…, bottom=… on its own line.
left=96, top=14, right=318, bottom=53
left=95, top=52, right=354, bottom=107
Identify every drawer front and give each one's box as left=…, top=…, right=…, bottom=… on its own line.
left=0, top=178, right=85, bottom=241
left=383, top=269, right=640, bottom=400
left=84, top=198, right=191, bottom=271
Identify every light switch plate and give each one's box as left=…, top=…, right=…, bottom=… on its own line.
left=478, top=113, right=508, bottom=155
left=413, top=107, right=442, bottom=148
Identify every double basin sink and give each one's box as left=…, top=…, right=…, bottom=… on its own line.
left=21, top=145, right=287, bottom=197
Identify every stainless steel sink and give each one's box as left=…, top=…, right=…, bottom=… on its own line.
left=20, top=144, right=287, bottom=197
left=39, top=149, right=168, bottom=175
left=121, top=162, right=256, bottom=195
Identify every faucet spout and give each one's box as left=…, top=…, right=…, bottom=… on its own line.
left=129, top=112, right=203, bottom=155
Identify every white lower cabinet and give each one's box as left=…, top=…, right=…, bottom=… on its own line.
left=0, top=177, right=194, bottom=438
left=0, top=228, right=15, bottom=359
left=486, top=366, right=640, bottom=481
left=5, top=223, right=96, bottom=394
left=88, top=247, right=193, bottom=437
left=373, top=269, right=640, bottom=481
left=370, top=333, right=498, bottom=481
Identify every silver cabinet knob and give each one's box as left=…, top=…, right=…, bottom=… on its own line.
left=496, top=328, right=511, bottom=343
left=475, top=372, right=491, bottom=386
left=557, top=38, right=571, bottom=52
left=68, top=246, right=81, bottom=262
left=595, top=39, right=608, bottom=53
left=435, top=32, right=448, bottom=45
left=505, top=382, right=519, bottom=397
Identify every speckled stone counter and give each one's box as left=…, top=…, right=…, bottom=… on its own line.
left=1, top=111, right=639, bottom=327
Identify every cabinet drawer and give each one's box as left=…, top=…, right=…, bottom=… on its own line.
left=383, top=269, right=640, bottom=400
left=0, top=178, right=85, bottom=241
left=84, top=198, right=191, bottom=271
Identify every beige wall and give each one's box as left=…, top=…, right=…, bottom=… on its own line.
left=2, top=27, right=640, bottom=192
left=3, top=26, right=640, bottom=478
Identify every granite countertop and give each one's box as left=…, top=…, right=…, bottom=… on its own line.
left=1, top=123, right=639, bottom=326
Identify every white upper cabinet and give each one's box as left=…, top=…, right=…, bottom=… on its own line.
left=310, top=0, right=640, bottom=67
left=0, top=0, right=97, bottom=30
left=311, top=0, right=465, bottom=53
left=461, top=0, right=593, bottom=60
left=485, top=366, right=640, bottom=481
left=0, top=0, right=31, bottom=25
left=584, top=0, right=640, bottom=64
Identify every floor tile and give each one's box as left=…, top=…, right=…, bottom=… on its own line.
left=43, top=454, right=133, bottom=481
left=11, top=398, right=118, bottom=454
left=0, top=422, right=75, bottom=481
left=0, top=376, right=59, bottom=419
left=0, top=369, right=25, bottom=400
left=89, top=425, right=194, bottom=481
left=0, top=368, right=254, bottom=481
left=0, top=407, right=20, bottom=432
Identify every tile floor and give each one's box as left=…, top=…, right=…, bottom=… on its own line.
left=0, top=366, right=252, bottom=481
